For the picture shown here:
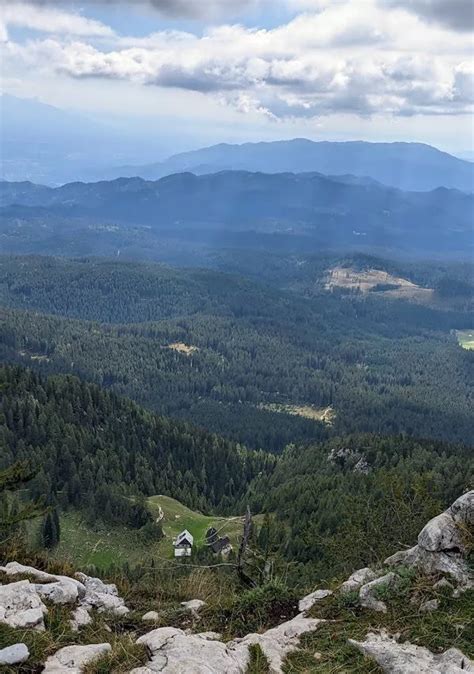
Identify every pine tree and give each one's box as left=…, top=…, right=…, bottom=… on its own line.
left=0, top=461, right=46, bottom=542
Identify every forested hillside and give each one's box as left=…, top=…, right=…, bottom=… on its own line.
left=249, top=434, right=474, bottom=582
left=2, top=364, right=472, bottom=585
left=0, top=365, right=271, bottom=524
left=1, top=256, right=473, bottom=451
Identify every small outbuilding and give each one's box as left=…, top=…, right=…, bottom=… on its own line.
left=205, top=527, right=232, bottom=555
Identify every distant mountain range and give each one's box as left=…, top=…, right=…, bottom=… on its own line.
left=2, top=95, right=472, bottom=192
left=1, top=171, right=472, bottom=260
left=0, top=94, right=171, bottom=185
left=104, top=139, right=474, bottom=192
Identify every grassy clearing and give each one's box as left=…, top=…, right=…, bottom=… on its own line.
left=148, top=494, right=256, bottom=554
left=324, top=266, right=434, bottom=303
left=260, top=403, right=335, bottom=424
left=457, top=330, right=474, bottom=350
left=35, top=496, right=261, bottom=571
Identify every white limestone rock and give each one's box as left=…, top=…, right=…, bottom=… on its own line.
left=36, top=579, right=81, bottom=605
left=341, top=567, right=378, bottom=594
left=0, top=562, right=86, bottom=603
left=142, top=610, right=160, bottom=621
left=181, top=599, right=206, bottom=615
left=70, top=606, right=93, bottom=631
left=359, top=573, right=397, bottom=613
left=420, top=599, right=439, bottom=612
left=228, top=614, right=323, bottom=673
left=132, top=614, right=322, bottom=674
left=384, top=491, right=474, bottom=589
left=0, top=580, right=48, bottom=630
left=43, top=643, right=111, bottom=673
left=298, top=589, right=332, bottom=613
left=385, top=545, right=472, bottom=587
left=75, top=572, right=129, bottom=616
left=0, top=562, right=57, bottom=582
left=349, top=631, right=473, bottom=673
left=0, top=643, right=29, bottom=665
left=131, top=628, right=244, bottom=674
left=418, top=513, right=463, bottom=553
left=449, top=491, right=474, bottom=526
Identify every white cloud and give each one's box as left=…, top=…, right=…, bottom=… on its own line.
left=0, top=2, right=114, bottom=38
left=2, top=0, right=473, bottom=121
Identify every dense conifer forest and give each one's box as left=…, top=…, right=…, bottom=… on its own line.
left=0, top=365, right=271, bottom=520
left=0, top=253, right=473, bottom=580
left=1, top=363, right=472, bottom=582
left=0, top=255, right=472, bottom=450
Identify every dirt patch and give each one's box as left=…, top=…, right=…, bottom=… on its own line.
left=167, top=342, right=199, bottom=356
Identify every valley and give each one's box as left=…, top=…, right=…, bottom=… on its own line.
left=1, top=255, right=472, bottom=451
left=1, top=4, right=474, bottom=670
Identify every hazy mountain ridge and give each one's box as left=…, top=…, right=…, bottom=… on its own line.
left=104, top=138, right=474, bottom=192
left=1, top=170, right=472, bottom=259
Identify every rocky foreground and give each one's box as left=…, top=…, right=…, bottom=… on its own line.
left=0, top=491, right=472, bottom=673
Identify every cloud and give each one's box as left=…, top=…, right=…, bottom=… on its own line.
left=2, top=0, right=473, bottom=121
left=382, top=0, right=474, bottom=32
left=5, top=0, right=263, bottom=19
left=0, top=2, right=114, bottom=37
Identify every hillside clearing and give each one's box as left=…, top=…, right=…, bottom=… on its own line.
left=325, top=266, right=433, bottom=303
left=457, top=330, right=474, bottom=350
left=167, top=342, right=199, bottom=355
left=147, top=495, right=262, bottom=552
left=261, top=403, right=335, bottom=424
left=36, top=497, right=262, bottom=571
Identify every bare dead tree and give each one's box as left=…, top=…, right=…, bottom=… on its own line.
left=236, top=505, right=256, bottom=587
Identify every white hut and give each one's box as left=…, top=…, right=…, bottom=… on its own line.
left=173, top=529, right=194, bottom=557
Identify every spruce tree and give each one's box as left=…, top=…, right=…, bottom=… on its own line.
left=42, top=510, right=60, bottom=549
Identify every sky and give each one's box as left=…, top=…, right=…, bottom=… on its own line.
left=1, top=0, right=473, bottom=154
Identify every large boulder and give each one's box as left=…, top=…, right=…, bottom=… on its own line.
left=75, top=572, right=129, bottom=616
left=417, top=513, right=464, bottom=553
left=349, top=631, right=473, bottom=673
left=0, top=643, right=29, bottom=665
left=43, top=643, right=111, bottom=673
left=0, top=580, right=48, bottom=630
left=385, top=491, right=474, bottom=588
left=449, top=492, right=474, bottom=526
left=1, top=562, right=86, bottom=604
